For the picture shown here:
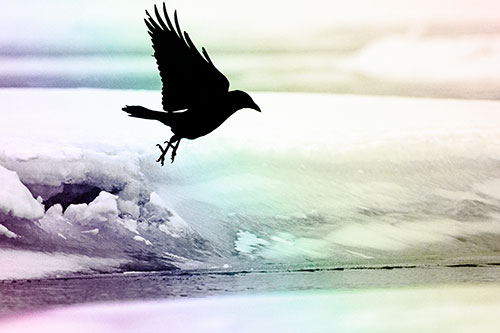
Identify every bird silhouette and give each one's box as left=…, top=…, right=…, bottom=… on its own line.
left=122, top=3, right=261, bottom=165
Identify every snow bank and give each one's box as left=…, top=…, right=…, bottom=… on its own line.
left=2, top=88, right=500, bottom=278
left=0, top=89, right=213, bottom=278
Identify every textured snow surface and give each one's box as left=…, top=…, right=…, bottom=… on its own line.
left=2, top=88, right=500, bottom=279
left=0, top=89, right=213, bottom=278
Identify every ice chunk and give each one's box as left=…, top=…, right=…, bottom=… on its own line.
left=81, top=228, right=99, bottom=235
left=0, top=165, right=44, bottom=220
left=64, top=204, right=89, bottom=223
left=84, top=191, right=119, bottom=223
left=64, top=191, right=119, bottom=225
left=117, top=218, right=139, bottom=234
left=133, top=235, right=152, bottom=246
left=117, top=199, right=140, bottom=219
left=0, top=224, right=17, bottom=238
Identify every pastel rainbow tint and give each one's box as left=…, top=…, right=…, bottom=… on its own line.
left=0, top=0, right=499, bottom=98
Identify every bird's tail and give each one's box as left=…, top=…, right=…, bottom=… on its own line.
left=122, top=105, right=168, bottom=122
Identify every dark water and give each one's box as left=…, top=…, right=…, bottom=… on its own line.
left=2, top=264, right=500, bottom=318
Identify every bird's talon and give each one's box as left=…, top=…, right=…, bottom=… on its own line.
left=156, top=154, right=165, bottom=166
left=156, top=143, right=169, bottom=166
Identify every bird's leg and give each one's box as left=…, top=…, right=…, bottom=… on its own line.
left=156, top=139, right=174, bottom=166
left=170, top=139, right=181, bottom=163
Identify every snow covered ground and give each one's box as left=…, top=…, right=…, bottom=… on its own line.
left=1, top=88, right=500, bottom=280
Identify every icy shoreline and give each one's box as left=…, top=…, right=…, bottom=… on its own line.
left=2, top=88, right=500, bottom=280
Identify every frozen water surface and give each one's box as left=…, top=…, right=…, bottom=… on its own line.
left=2, top=88, right=500, bottom=279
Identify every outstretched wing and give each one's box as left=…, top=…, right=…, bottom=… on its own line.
left=145, top=3, right=230, bottom=112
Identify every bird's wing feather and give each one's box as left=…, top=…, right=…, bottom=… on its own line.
left=145, top=3, right=230, bottom=112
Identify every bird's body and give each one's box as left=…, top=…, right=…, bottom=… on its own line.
left=123, top=3, right=260, bottom=165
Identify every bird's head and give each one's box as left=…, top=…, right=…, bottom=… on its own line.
left=229, top=90, right=261, bottom=112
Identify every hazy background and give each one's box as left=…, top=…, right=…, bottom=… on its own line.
left=2, top=0, right=500, bottom=99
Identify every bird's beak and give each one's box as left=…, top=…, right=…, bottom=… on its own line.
left=251, top=103, right=261, bottom=112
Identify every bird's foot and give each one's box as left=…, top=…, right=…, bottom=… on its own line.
left=156, top=141, right=172, bottom=166
left=170, top=140, right=181, bottom=163
left=170, top=149, right=177, bottom=163
left=156, top=144, right=167, bottom=166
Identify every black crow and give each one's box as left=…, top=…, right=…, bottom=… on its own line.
left=122, top=3, right=261, bottom=165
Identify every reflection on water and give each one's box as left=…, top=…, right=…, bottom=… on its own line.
left=1, top=264, right=500, bottom=318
